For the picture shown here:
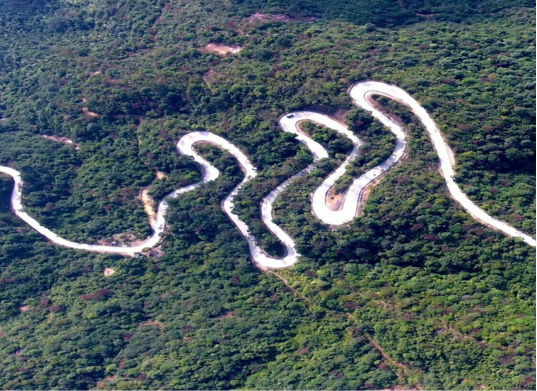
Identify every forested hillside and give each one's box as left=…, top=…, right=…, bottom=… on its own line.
left=0, top=0, right=535, bottom=389
left=234, top=0, right=536, bottom=26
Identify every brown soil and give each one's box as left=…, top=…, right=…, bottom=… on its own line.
left=436, top=318, right=497, bottom=349
left=200, top=43, right=242, bottom=56
left=82, top=107, right=101, bottom=118
left=203, top=70, right=216, bottom=92
left=216, top=311, right=235, bottom=319
left=365, top=94, right=407, bottom=130
left=355, top=175, right=382, bottom=216
left=398, top=0, right=440, bottom=21
left=96, top=375, right=117, bottom=389
left=443, top=136, right=457, bottom=166
left=247, top=13, right=318, bottom=24
left=267, top=271, right=312, bottom=304
left=103, top=268, right=116, bottom=277
left=203, top=70, right=229, bottom=92
left=156, top=171, right=167, bottom=180
left=248, top=13, right=293, bottom=23
left=415, top=12, right=440, bottom=20
left=367, top=90, right=457, bottom=168
left=332, top=108, right=350, bottom=123
left=267, top=267, right=422, bottom=386
left=118, top=233, right=138, bottom=243
left=326, top=190, right=344, bottom=210
left=350, top=93, right=412, bottom=217
left=365, top=332, right=410, bottom=371
left=295, top=116, right=349, bottom=212
left=144, top=245, right=165, bottom=258
left=139, top=188, right=157, bottom=227
left=81, top=98, right=101, bottom=118
left=41, top=135, right=81, bottom=150
left=105, top=232, right=146, bottom=248
left=139, top=319, right=164, bottom=329
left=138, top=171, right=167, bottom=227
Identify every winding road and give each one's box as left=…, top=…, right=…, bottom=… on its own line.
left=0, top=81, right=534, bottom=270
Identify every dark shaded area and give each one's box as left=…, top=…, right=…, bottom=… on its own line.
left=232, top=0, right=534, bottom=26
left=0, top=0, right=53, bottom=12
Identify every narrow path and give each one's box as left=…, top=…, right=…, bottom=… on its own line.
left=365, top=332, right=410, bottom=372
left=41, top=135, right=81, bottom=150
left=266, top=271, right=313, bottom=304
left=0, top=81, right=534, bottom=267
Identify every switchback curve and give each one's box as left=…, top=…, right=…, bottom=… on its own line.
left=0, top=81, right=534, bottom=270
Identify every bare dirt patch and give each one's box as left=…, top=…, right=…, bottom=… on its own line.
left=202, top=70, right=230, bottom=92
left=248, top=13, right=293, bottom=23
left=144, top=245, right=165, bottom=258
left=96, top=375, right=117, bottom=389
left=356, top=176, right=381, bottom=215
left=82, top=107, right=101, bottom=118
left=247, top=13, right=318, bottom=25
left=266, top=267, right=420, bottom=385
left=366, top=334, right=409, bottom=369
left=138, top=171, right=167, bottom=227
left=216, top=311, right=235, bottom=319
left=333, top=108, right=350, bottom=123
left=326, top=190, right=344, bottom=210
left=139, top=188, right=157, bottom=227
left=200, top=43, right=242, bottom=56
left=118, top=234, right=146, bottom=247
left=81, top=98, right=101, bottom=118
left=103, top=268, right=116, bottom=277
left=140, top=319, right=164, bottom=329
left=267, top=271, right=312, bottom=304
left=203, top=70, right=216, bottom=92
left=41, top=135, right=81, bottom=150
left=416, top=12, right=440, bottom=20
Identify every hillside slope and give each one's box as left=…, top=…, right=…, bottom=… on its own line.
left=0, top=0, right=534, bottom=389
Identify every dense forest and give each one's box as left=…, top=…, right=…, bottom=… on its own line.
left=0, top=0, right=535, bottom=389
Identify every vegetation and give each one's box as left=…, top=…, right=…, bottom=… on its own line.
left=0, top=0, right=534, bottom=389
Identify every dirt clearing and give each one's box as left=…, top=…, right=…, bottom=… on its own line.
left=200, top=43, right=242, bottom=56
left=103, top=268, right=116, bottom=277
left=41, top=135, right=81, bottom=150
left=248, top=13, right=318, bottom=24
